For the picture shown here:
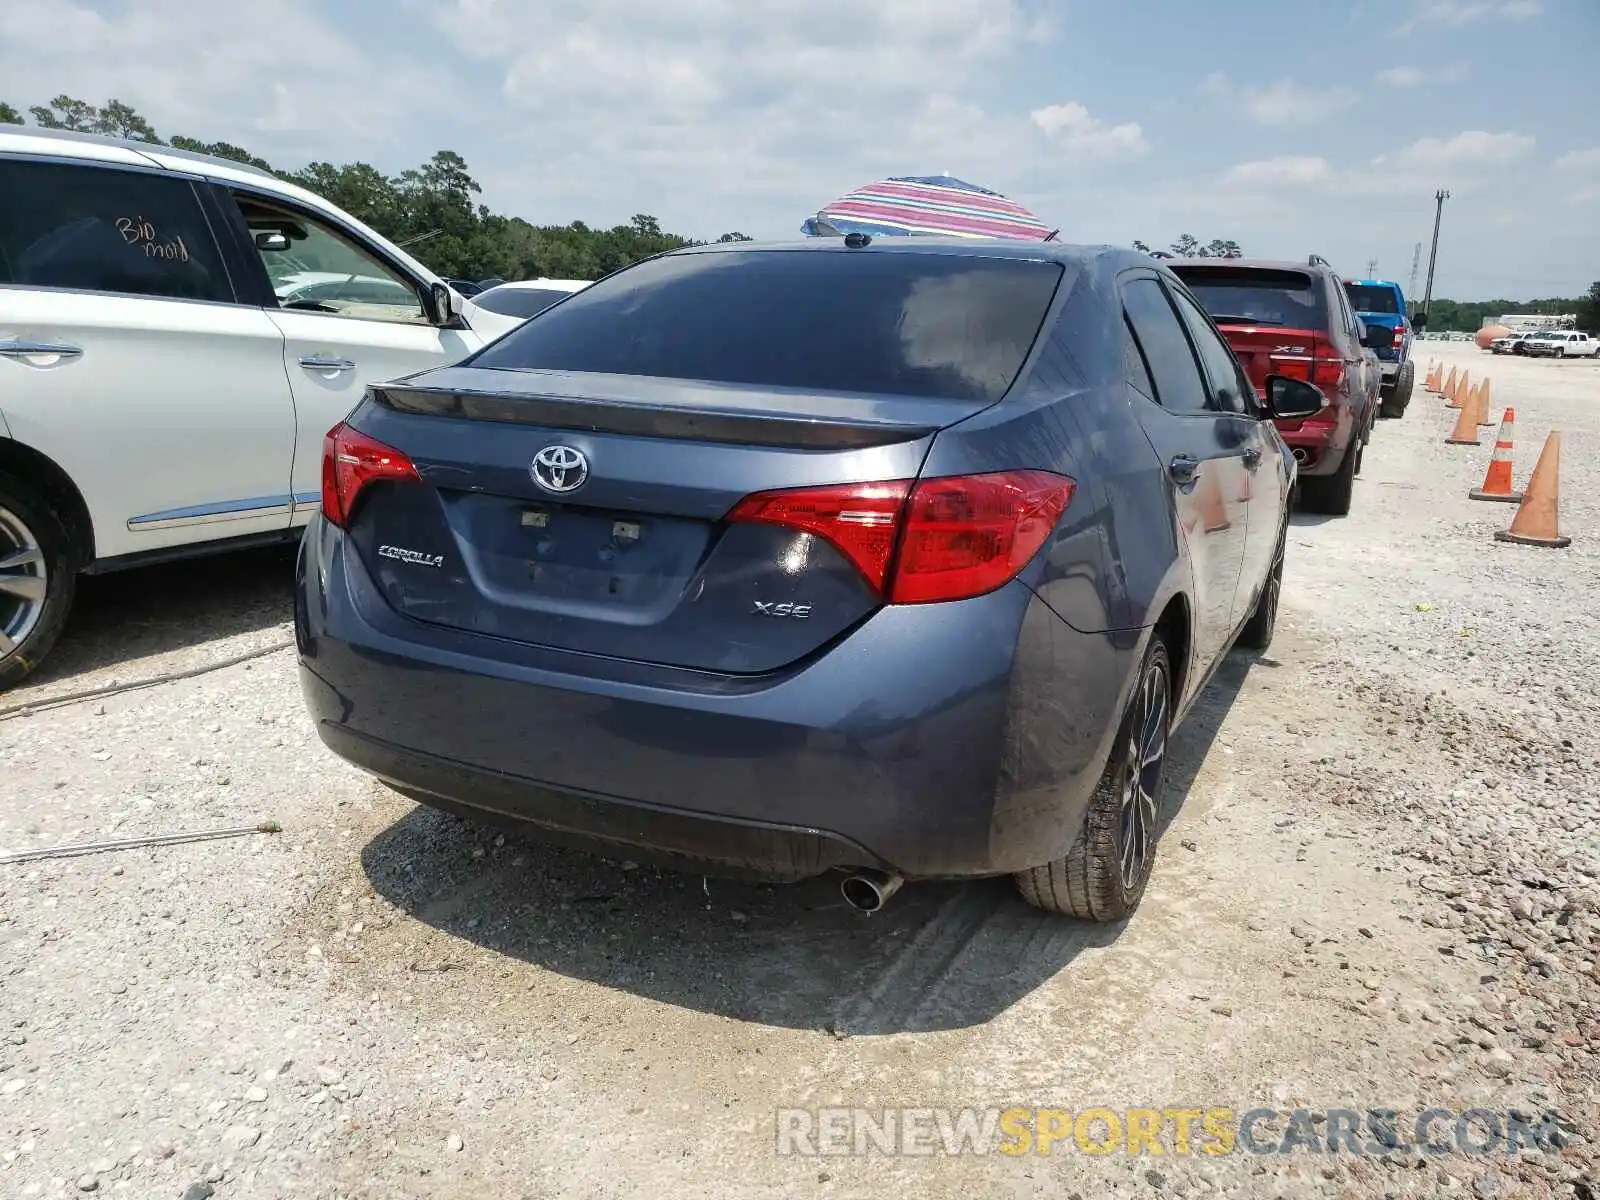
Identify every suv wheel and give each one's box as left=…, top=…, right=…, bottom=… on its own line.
left=1555, top=348, right=1565, bottom=359
left=1015, top=635, right=1172, bottom=921
left=1298, top=436, right=1358, bottom=516
left=0, top=478, right=75, bottom=692
left=1381, top=361, right=1414, bottom=419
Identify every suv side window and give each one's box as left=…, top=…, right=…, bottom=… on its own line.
left=1122, top=277, right=1210, bottom=414
left=1331, top=278, right=1361, bottom=344
left=0, top=160, right=232, bottom=303
left=1122, top=318, right=1157, bottom=398
left=233, top=193, right=427, bottom=325
left=1167, top=285, right=1251, bottom=414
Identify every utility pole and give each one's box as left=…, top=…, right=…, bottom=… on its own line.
left=1366, top=257, right=1378, bottom=278
left=1421, top=189, right=1450, bottom=324
left=1407, top=242, right=1422, bottom=314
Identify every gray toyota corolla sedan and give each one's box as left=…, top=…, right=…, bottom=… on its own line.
left=294, top=237, right=1322, bottom=920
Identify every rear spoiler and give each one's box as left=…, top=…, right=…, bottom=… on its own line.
left=368, top=370, right=984, bottom=451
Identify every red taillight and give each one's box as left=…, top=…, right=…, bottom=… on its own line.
left=1268, top=355, right=1312, bottom=382
left=726, top=480, right=910, bottom=591
left=1392, top=324, right=1406, bottom=349
left=726, top=470, right=1076, bottom=605
left=1311, top=358, right=1345, bottom=388
left=321, top=422, right=421, bottom=529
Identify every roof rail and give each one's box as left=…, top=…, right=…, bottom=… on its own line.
left=1308, top=253, right=1332, bottom=269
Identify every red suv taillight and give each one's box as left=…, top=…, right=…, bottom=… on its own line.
left=321, top=422, right=421, bottom=529
left=1392, top=323, right=1407, bottom=350
left=726, top=470, right=1076, bottom=604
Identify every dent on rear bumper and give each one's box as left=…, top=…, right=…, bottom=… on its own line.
left=295, top=519, right=1132, bottom=879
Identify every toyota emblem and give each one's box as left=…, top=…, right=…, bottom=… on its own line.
left=531, top=444, right=589, bottom=493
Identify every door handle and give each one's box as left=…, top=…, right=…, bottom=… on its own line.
left=0, top=339, right=84, bottom=362
left=298, top=355, right=357, bottom=372
left=1168, top=454, right=1200, bottom=486
left=1241, top=446, right=1262, bottom=470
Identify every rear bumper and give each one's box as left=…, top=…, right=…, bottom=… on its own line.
left=1275, top=418, right=1351, bottom=476
left=295, top=519, right=1136, bottom=880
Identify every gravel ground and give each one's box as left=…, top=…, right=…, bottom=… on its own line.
left=1, top=342, right=1596, bottom=1199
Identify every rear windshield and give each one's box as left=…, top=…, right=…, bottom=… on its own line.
left=1171, top=266, right=1326, bottom=329
left=467, top=250, right=1065, bottom=402
left=1344, top=283, right=1402, bottom=314
left=473, top=286, right=580, bottom=319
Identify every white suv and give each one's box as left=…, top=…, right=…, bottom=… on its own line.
left=0, top=128, right=526, bottom=688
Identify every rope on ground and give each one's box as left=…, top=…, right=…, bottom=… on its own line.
left=0, top=638, right=296, bottom=722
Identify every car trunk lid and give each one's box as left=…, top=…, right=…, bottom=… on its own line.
left=341, top=368, right=986, bottom=674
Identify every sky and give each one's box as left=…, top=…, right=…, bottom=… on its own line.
left=2, top=0, right=1596, bottom=300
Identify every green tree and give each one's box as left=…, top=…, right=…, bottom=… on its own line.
left=30, top=94, right=100, bottom=131
left=169, top=136, right=273, bottom=172
left=0, top=101, right=22, bottom=125
left=1576, top=281, right=1600, bottom=334
left=1133, top=235, right=1243, bottom=258
left=94, top=99, right=160, bottom=142
left=717, top=232, right=754, bottom=242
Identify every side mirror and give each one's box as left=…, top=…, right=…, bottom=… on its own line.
left=1412, top=310, right=1428, bottom=330
left=422, top=281, right=462, bottom=328
left=1264, top=374, right=1326, bottom=421
left=254, top=231, right=290, bottom=252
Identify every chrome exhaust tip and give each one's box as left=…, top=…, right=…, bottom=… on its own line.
left=1292, top=447, right=1309, bottom=463
left=841, top=869, right=903, bottom=914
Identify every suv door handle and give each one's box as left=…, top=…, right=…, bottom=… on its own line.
left=0, top=339, right=84, bottom=362
left=298, top=355, right=357, bottom=372
left=1168, top=454, right=1200, bottom=486
left=1241, top=446, right=1262, bottom=470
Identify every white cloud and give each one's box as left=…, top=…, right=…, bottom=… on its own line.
left=1373, top=130, right=1535, bottom=172
left=1202, top=75, right=1357, bottom=126
left=0, top=0, right=431, bottom=155
left=1398, top=0, right=1542, bottom=33
left=1223, top=157, right=1334, bottom=188
left=1377, top=63, right=1468, bottom=87
left=1029, top=102, right=1150, bottom=160
left=1555, top=147, right=1600, bottom=174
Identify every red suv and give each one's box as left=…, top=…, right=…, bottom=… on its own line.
left=1169, top=256, right=1382, bottom=515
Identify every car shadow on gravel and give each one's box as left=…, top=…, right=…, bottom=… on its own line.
left=358, top=653, right=1253, bottom=1035
left=28, top=544, right=297, bottom=687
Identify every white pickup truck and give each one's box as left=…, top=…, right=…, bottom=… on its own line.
left=1521, top=330, right=1600, bottom=359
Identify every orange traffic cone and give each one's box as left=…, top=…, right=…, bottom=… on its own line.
left=1469, top=408, right=1522, bottom=503
left=1445, top=390, right=1482, bottom=444
left=1495, top=432, right=1571, bottom=548
left=1443, top=365, right=1459, bottom=399
left=1448, top=370, right=1471, bottom=409
left=1427, top=362, right=1442, bottom=392
left=1475, top=378, right=1495, bottom=426
left=1198, top=469, right=1232, bottom=532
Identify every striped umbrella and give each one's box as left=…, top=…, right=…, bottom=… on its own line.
left=801, top=175, right=1054, bottom=241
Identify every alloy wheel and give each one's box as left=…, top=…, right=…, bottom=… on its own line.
left=1118, top=653, right=1170, bottom=889
left=0, top=505, right=49, bottom=659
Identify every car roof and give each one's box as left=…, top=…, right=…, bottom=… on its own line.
left=1166, top=257, right=1330, bottom=278
left=1346, top=278, right=1403, bottom=289
left=0, top=124, right=277, bottom=179
left=484, top=278, right=592, bottom=293
left=668, top=236, right=1126, bottom=269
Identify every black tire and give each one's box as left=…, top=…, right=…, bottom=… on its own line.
left=1235, top=524, right=1284, bottom=653
left=1555, top=348, right=1565, bottom=359
left=1298, top=436, right=1358, bottom=516
left=1381, top=361, right=1414, bottom=419
left=1015, top=636, right=1173, bottom=921
left=0, top=477, right=75, bottom=692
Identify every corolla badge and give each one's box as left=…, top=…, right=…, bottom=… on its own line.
left=531, top=444, right=589, bottom=493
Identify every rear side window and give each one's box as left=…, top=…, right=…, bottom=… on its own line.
left=468, top=250, right=1066, bottom=403
left=0, top=160, right=231, bottom=303
left=473, top=286, right=580, bottom=319
left=1344, top=284, right=1401, bottom=314
left=1122, top=277, right=1209, bottom=413
left=1171, top=266, right=1326, bottom=330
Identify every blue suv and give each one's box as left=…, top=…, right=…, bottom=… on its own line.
left=1343, top=279, right=1415, bottom=419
